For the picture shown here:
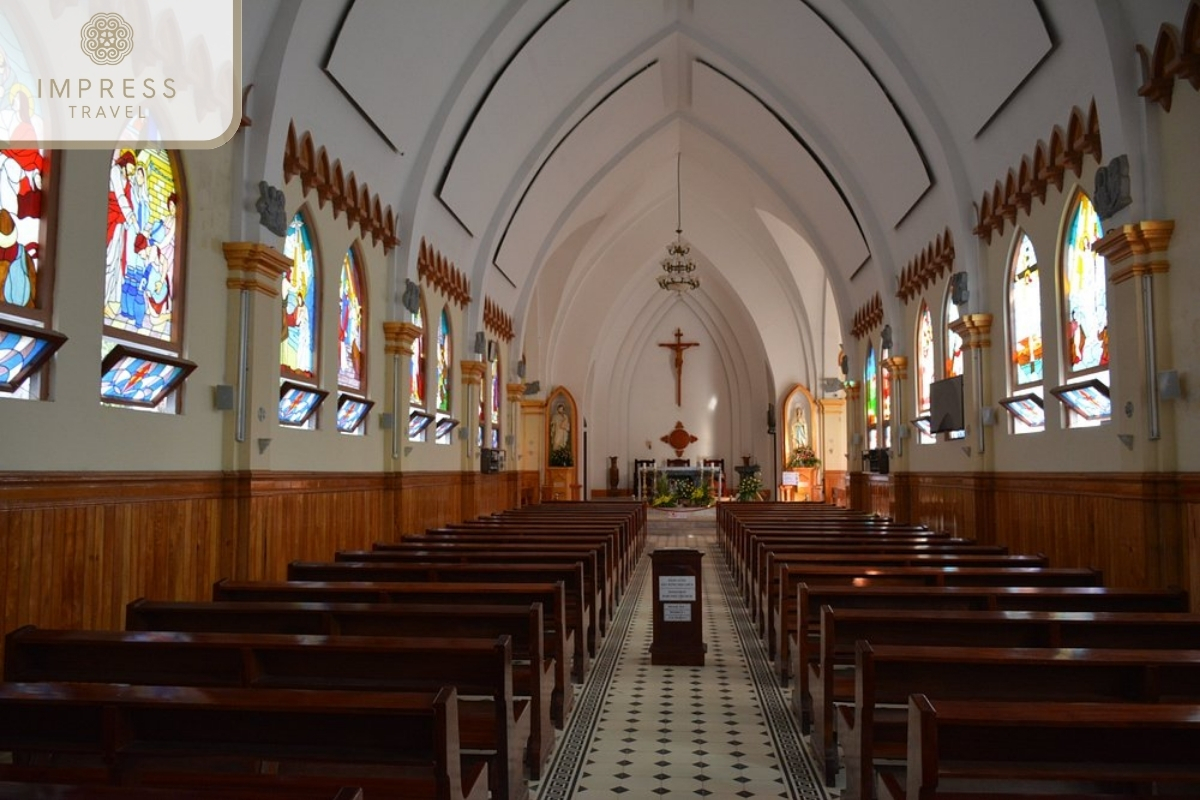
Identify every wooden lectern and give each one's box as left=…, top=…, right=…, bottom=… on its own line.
left=650, top=548, right=706, bottom=666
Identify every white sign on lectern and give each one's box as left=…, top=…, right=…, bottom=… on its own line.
left=659, top=575, right=696, bottom=602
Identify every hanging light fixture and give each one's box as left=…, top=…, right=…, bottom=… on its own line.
left=658, top=153, right=700, bottom=294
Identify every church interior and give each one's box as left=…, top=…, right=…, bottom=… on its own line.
left=2, top=1, right=1200, bottom=797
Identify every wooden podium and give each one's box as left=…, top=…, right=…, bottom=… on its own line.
left=650, top=548, right=706, bottom=666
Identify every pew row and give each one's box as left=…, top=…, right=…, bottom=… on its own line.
left=125, top=598, right=557, bottom=773
left=4, top=627, right=528, bottom=800
left=877, top=695, right=1200, bottom=799
left=0, top=682, right=489, bottom=800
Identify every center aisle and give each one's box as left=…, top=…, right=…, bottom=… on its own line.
left=532, top=522, right=831, bottom=799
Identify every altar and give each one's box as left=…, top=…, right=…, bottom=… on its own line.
left=637, top=464, right=724, bottom=500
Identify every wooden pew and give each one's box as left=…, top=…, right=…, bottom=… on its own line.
left=789, top=584, right=1191, bottom=733
left=4, top=627, right=528, bottom=800
left=210, top=580, right=575, bottom=717
left=843, top=643, right=1200, bottom=799
left=764, top=564, right=1102, bottom=676
left=342, top=546, right=610, bottom=645
left=0, top=782, right=365, bottom=799
left=878, top=695, right=1200, bottom=799
left=283, top=561, right=592, bottom=680
left=125, top=598, right=558, bottom=774
left=745, top=539, right=996, bottom=614
left=762, top=553, right=1049, bottom=653
left=0, top=682, right=489, bottom=800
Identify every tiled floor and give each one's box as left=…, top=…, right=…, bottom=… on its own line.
left=532, top=523, right=831, bottom=799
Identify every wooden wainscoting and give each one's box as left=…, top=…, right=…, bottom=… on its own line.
left=852, top=471, right=1197, bottom=609
left=0, top=468, right=524, bottom=666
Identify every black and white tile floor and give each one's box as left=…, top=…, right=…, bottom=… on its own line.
left=532, top=527, right=832, bottom=799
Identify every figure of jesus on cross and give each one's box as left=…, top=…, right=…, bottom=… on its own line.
left=658, top=327, right=699, bottom=407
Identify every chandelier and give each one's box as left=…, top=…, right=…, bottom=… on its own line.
left=658, top=154, right=699, bottom=293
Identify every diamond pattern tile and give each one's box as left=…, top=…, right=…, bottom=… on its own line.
left=530, top=514, right=833, bottom=799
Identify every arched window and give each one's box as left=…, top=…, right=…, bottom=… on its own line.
left=1058, top=191, right=1109, bottom=427
left=491, top=353, right=502, bottom=450
left=1006, top=232, right=1044, bottom=433
left=880, top=340, right=892, bottom=449
left=943, top=289, right=965, bottom=439
left=408, top=292, right=431, bottom=441
left=281, top=211, right=318, bottom=381
left=100, top=148, right=193, bottom=411
left=336, top=244, right=371, bottom=434
left=0, top=147, right=63, bottom=401
left=435, top=308, right=455, bottom=444
left=915, top=302, right=934, bottom=443
left=279, top=210, right=324, bottom=428
left=0, top=31, right=66, bottom=401
left=864, top=343, right=878, bottom=449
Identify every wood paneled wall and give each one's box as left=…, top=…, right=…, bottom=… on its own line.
left=850, top=471, right=1198, bottom=610
left=0, top=469, right=522, bottom=665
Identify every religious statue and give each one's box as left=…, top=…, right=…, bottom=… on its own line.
left=549, top=401, right=571, bottom=460
left=790, top=406, right=808, bottom=449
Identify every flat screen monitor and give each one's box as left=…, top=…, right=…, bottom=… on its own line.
left=929, top=375, right=964, bottom=433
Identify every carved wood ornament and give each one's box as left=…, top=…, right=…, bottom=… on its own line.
left=660, top=421, right=698, bottom=457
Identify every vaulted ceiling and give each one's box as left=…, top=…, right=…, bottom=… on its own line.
left=243, top=0, right=1159, bottom=395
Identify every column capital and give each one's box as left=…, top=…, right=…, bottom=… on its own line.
left=1094, top=220, right=1175, bottom=284
left=223, top=242, right=289, bottom=296
left=883, top=355, right=908, bottom=381
left=383, top=321, right=424, bottom=355
left=506, top=382, right=525, bottom=402
left=844, top=380, right=861, bottom=401
left=950, top=313, right=993, bottom=350
left=460, top=359, right=487, bottom=384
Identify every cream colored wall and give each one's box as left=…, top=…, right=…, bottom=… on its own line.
left=4, top=147, right=233, bottom=472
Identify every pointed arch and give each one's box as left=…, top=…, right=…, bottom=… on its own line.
left=915, top=300, right=935, bottom=443
left=281, top=207, right=320, bottom=383
left=864, top=341, right=878, bottom=450
left=337, top=242, right=367, bottom=392
left=410, top=289, right=427, bottom=410
left=1061, top=190, right=1108, bottom=376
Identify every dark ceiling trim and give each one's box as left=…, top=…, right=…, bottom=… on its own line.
left=491, top=60, right=659, bottom=271
left=696, top=58, right=868, bottom=246
left=437, top=195, right=474, bottom=239
left=973, top=0, right=1058, bottom=139
left=799, top=0, right=932, bottom=220
left=435, top=0, right=574, bottom=222
left=322, top=0, right=399, bottom=153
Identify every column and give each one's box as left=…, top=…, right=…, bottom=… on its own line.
left=949, top=314, right=994, bottom=461
left=1093, top=220, right=1176, bottom=468
left=383, top=321, right=422, bottom=469
left=459, top=359, right=487, bottom=468
left=221, top=242, right=290, bottom=471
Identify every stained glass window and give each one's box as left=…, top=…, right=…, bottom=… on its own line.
left=436, top=309, right=451, bottom=413
left=881, top=342, right=892, bottom=449
left=103, top=149, right=182, bottom=344
left=1009, top=233, right=1043, bottom=387
left=491, top=356, right=501, bottom=450
left=336, top=395, right=374, bottom=434
left=944, top=291, right=965, bottom=439
left=279, top=381, right=328, bottom=427
left=99, top=147, right=186, bottom=412
left=281, top=211, right=317, bottom=381
left=944, top=294, right=963, bottom=379
left=916, top=303, right=934, bottom=443
left=1059, top=192, right=1109, bottom=428
left=865, top=344, right=878, bottom=450
left=338, top=246, right=365, bottom=392
left=99, top=344, right=195, bottom=409
left=409, top=296, right=425, bottom=409
left=1062, top=193, right=1108, bottom=374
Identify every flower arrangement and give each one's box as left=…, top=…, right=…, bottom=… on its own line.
left=651, top=475, right=717, bottom=508
left=549, top=445, right=573, bottom=467
left=786, top=445, right=821, bottom=468
left=735, top=472, right=763, bottom=502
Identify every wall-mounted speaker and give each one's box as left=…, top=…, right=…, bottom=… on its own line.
left=950, top=272, right=969, bottom=305
left=766, top=403, right=776, bottom=434
left=473, top=332, right=486, bottom=355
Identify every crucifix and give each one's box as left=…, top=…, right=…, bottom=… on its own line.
left=658, top=327, right=700, bottom=407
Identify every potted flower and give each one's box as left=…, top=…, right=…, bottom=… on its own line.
left=787, top=445, right=821, bottom=468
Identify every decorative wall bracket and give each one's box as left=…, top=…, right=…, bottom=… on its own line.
left=660, top=420, right=698, bottom=457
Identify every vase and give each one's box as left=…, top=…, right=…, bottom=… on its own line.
left=608, top=456, right=620, bottom=491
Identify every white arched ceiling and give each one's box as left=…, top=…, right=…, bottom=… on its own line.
left=243, top=0, right=1096, bottom=412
